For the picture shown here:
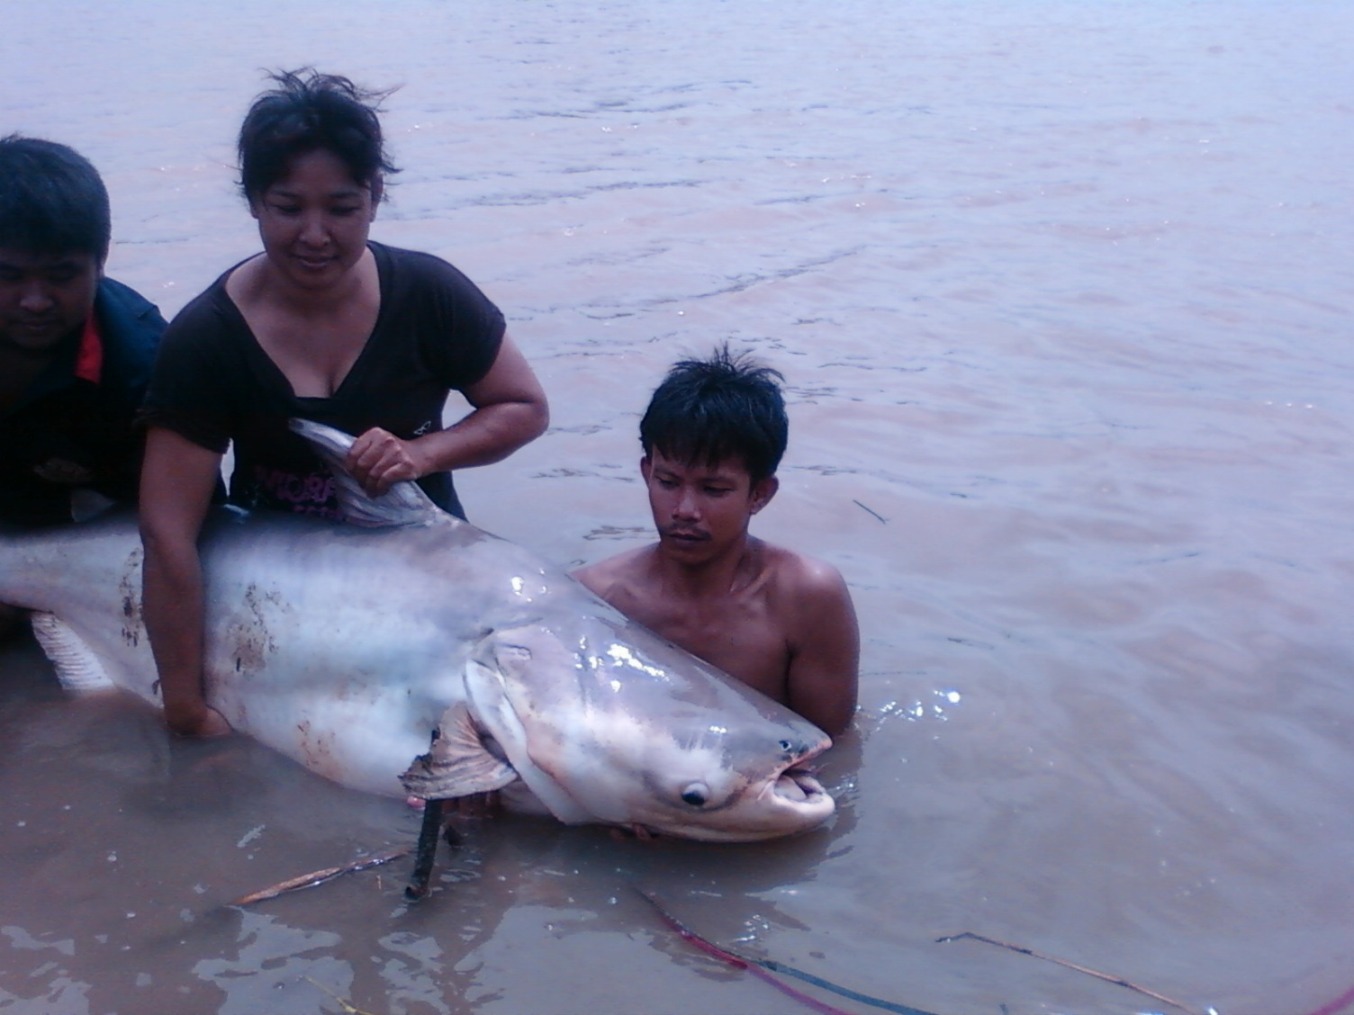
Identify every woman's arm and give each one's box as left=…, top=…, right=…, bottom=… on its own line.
left=139, top=426, right=232, bottom=736
left=344, top=331, right=549, bottom=496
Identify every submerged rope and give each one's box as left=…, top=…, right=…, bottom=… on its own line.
left=637, top=889, right=941, bottom=1015
left=1301, top=982, right=1354, bottom=1015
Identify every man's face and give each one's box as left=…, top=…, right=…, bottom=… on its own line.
left=0, top=248, right=101, bottom=355
left=642, top=449, right=778, bottom=564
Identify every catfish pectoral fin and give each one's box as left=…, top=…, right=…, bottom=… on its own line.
left=400, top=702, right=519, bottom=800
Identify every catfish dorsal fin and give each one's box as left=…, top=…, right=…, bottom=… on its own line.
left=288, top=418, right=453, bottom=529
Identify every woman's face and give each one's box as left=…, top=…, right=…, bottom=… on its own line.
left=249, top=148, right=380, bottom=292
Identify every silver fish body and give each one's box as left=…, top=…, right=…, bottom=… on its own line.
left=0, top=422, right=834, bottom=842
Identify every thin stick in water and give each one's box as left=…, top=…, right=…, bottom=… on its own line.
left=404, top=797, right=445, bottom=901
left=853, top=499, right=888, bottom=524
left=937, top=931, right=1205, bottom=1015
left=229, top=848, right=410, bottom=907
left=304, top=976, right=378, bottom=1015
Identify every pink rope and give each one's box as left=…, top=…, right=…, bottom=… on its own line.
left=1302, top=982, right=1354, bottom=1015
left=638, top=890, right=853, bottom=1015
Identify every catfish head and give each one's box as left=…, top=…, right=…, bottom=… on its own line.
left=403, top=619, right=835, bottom=842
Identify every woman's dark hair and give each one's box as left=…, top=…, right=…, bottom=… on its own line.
left=0, top=134, right=111, bottom=263
left=639, top=344, right=788, bottom=483
left=237, top=68, right=399, bottom=200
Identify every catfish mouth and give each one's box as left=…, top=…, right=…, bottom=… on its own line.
left=645, top=762, right=834, bottom=843
left=742, top=725, right=835, bottom=829
left=772, top=765, right=828, bottom=806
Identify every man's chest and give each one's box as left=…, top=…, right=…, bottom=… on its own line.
left=639, top=595, right=791, bottom=696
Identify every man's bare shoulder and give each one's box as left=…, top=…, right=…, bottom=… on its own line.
left=571, top=544, right=658, bottom=600
left=757, top=540, right=853, bottom=606
left=754, top=539, right=859, bottom=736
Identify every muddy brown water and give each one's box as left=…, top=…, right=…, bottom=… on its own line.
left=3, top=2, right=1353, bottom=1013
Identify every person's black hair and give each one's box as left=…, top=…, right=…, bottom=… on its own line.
left=0, top=134, right=111, bottom=263
left=237, top=68, right=399, bottom=200
left=639, top=344, right=788, bottom=483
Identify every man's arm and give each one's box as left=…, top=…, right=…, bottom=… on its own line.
left=784, top=559, right=860, bottom=738
left=139, top=427, right=231, bottom=737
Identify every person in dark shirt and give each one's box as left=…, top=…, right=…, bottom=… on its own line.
left=138, top=70, right=549, bottom=737
left=0, top=135, right=167, bottom=637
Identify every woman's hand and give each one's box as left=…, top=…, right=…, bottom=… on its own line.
left=343, top=332, right=549, bottom=498
left=139, top=427, right=227, bottom=739
left=346, top=427, right=426, bottom=496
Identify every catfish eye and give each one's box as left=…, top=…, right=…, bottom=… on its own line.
left=680, top=783, right=709, bottom=808
left=779, top=739, right=793, bottom=752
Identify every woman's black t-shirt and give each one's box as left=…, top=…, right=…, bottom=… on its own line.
left=141, top=242, right=505, bottom=521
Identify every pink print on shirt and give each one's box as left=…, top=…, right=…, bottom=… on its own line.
left=250, top=466, right=340, bottom=518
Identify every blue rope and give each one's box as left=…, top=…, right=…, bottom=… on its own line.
left=752, top=957, right=945, bottom=1015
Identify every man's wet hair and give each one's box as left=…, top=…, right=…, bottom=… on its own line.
left=237, top=68, right=400, bottom=201
left=0, top=135, right=111, bottom=263
left=640, top=344, right=788, bottom=483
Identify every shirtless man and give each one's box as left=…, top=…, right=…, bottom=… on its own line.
left=573, top=346, right=859, bottom=737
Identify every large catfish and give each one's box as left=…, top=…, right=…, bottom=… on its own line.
left=0, top=421, right=834, bottom=842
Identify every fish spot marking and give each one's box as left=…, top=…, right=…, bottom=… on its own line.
left=295, top=719, right=342, bottom=783
left=118, top=546, right=145, bottom=647
left=223, top=583, right=288, bottom=675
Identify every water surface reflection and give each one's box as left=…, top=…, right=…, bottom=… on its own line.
left=4, top=1, right=1354, bottom=1012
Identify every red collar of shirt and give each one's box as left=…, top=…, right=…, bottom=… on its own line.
left=74, top=311, right=103, bottom=384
